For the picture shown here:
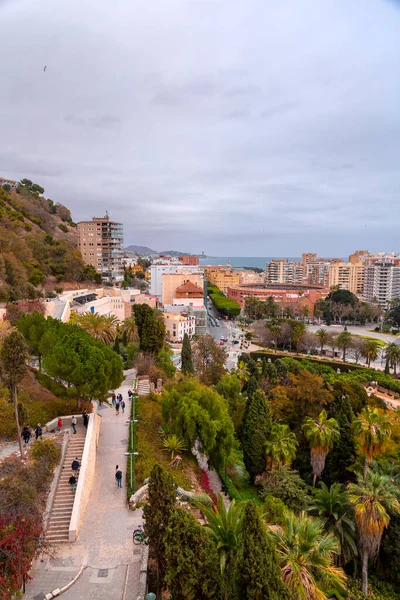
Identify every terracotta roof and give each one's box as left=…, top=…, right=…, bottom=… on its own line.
left=175, top=281, right=203, bottom=294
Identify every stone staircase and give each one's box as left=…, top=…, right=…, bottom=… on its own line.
left=137, top=376, right=150, bottom=397
left=46, top=426, right=86, bottom=544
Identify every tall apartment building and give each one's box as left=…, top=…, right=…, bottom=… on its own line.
left=363, top=263, right=400, bottom=308
left=265, top=259, right=304, bottom=285
left=349, top=250, right=371, bottom=265
left=328, top=261, right=365, bottom=295
left=77, top=215, right=124, bottom=283
left=303, top=260, right=330, bottom=287
left=301, top=253, right=318, bottom=265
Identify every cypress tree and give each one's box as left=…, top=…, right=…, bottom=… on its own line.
left=113, top=335, right=120, bottom=354
left=181, top=333, right=194, bottom=375
left=245, top=374, right=259, bottom=401
left=324, top=395, right=357, bottom=485
left=232, top=501, right=286, bottom=600
left=143, top=464, right=176, bottom=596
left=165, top=507, right=222, bottom=600
left=243, top=389, right=272, bottom=483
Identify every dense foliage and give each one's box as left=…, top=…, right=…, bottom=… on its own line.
left=207, top=283, right=241, bottom=317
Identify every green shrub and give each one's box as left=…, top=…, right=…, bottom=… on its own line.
left=208, top=283, right=241, bottom=317
left=30, top=438, right=61, bottom=470
left=262, top=495, right=289, bottom=525
left=190, top=493, right=213, bottom=508
left=58, top=223, right=68, bottom=233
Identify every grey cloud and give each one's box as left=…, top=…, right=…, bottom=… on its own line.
left=0, top=0, right=400, bottom=256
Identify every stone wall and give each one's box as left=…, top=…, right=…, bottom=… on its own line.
left=69, top=412, right=102, bottom=542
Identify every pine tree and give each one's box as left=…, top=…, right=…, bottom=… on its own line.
left=181, top=333, right=194, bottom=375
left=245, top=374, right=259, bottom=401
left=143, top=464, right=176, bottom=597
left=232, top=501, right=286, bottom=600
left=243, top=389, right=272, bottom=483
left=165, top=507, right=222, bottom=600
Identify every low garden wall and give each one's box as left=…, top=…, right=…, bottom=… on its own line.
left=69, top=411, right=102, bottom=542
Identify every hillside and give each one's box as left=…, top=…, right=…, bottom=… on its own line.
left=125, top=244, right=196, bottom=257
left=0, top=179, right=99, bottom=301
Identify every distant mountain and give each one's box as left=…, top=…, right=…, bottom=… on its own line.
left=124, top=245, right=196, bottom=257
left=125, top=245, right=157, bottom=255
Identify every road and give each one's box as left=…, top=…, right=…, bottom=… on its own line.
left=206, top=299, right=242, bottom=371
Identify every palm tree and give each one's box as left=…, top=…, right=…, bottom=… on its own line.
left=353, top=407, right=392, bottom=481
left=265, top=423, right=298, bottom=472
left=308, top=482, right=358, bottom=565
left=362, top=340, right=380, bottom=367
left=121, top=317, right=139, bottom=344
left=236, top=361, right=250, bottom=388
left=315, top=328, right=329, bottom=353
left=269, top=512, right=346, bottom=600
left=201, top=494, right=244, bottom=576
left=349, top=471, right=400, bottom=595
left=384, top=342, right=400, bottom=375
left=291, top=321, right=306, bottom=353
left=303, top=410, right=340, bottom=486
left=337, top=330, right=352, bottom=362
left=77, top=312, right=119, bottom=344
left=162, top=434, right=186, bottom=460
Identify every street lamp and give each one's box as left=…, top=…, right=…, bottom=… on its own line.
left=125, top=451, right=139, bottom=491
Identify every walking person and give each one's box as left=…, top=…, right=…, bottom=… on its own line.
left=115, top=465, right=123, bottom=488
left=71, top=457, right=80, bottom=473
left=35, top=423, right=42, bottom=440
left=121, top=400, right=125, bottom=414
left=71, top=416, right=77, bottom=434
left=22, top=425, right=31, bottom=445
left=83, top=409, right=89, bottom=429
left=57, top=417, right=63, bottom=432
left=128, top=389, right=132, bottom=401
left=115, top=401, right=120, bottom=416
left=112, top=393, right=116, bottom=407
left=69, top=473, right=77, bottom=491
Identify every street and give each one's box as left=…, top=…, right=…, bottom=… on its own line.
left=206, top=299, right=241, bottom=371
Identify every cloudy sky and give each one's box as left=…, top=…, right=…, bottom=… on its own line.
left=1, top=0, right=399, bottom=256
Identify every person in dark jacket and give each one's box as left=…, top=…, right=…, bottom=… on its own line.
left=71, top=457, right=80, bottom=472
left=22, top=425, right=31, bottom=445
left=69, top=473, right=77, bottom=491
left=115, top=465, right=123, bottom=488
left=35, top=424, right=42, bottom=440
left=83, top=410, right=89, bottom=429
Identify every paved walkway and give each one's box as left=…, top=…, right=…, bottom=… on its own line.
left=24, top=370, right=144, bottom=600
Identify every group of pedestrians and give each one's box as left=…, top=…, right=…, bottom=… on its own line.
left=111, top=393, right=125, bottom=415
left=69, top=456, right=81, bottom=491
left=21, top=423, right=43, bottom=444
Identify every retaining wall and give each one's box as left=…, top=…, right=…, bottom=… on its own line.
left=69, top=412, right=102, bottom=542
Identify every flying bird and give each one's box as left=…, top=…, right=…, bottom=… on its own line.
left=44, top=66, right=47, bottom=72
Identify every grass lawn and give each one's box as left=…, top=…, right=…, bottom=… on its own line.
left=358, top=335, right=387, bottom=348
left=223, top=449, right=263, bottom=505
left=135, top=393, right=202, bottom=490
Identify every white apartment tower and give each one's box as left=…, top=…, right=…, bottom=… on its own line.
left=363, top=263, right=400, bottom=308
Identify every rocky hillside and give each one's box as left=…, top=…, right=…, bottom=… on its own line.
left=0, top=179, right=99, bottom=301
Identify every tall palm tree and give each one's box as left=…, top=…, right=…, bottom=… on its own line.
left=77, top=312, right=119, bottom=344
left=121, top=317, right=139, bottom=344
left=303, top=410, right=340, bottom=487
left=308, top=482, right=358, bottom=565
left=265, top=423, right=298, bottom=472
left=384, top=342, right=400, bottom=375
left=269, top=512, right=346, bottom=600
left=362, top=340, right=380, bottom=367
left=236, top=361, right=250, bottom=388
left=201, top=494, right=244, bottom=576
left=315, top=328, right=329, bottom=353
left=337, top=331, right=352, bottom=362
left=353, top=407, right=392, bottom=481
left=348, top=471, right=400, bottom=595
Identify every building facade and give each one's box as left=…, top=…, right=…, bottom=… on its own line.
left=227, top=283, right=327, bottom=316
left=149, top=264, right=204, bottom=299
left=328, top=261, right=365, bottom=295
left=203, top=267, right=241, bottom=293
left=265, top=259, right=304, bottom=285
left=163, top=312, right=196, bottom=342
left=161, top=273, right=204, bottom=305
left=363, top=263, right=400, bottom=308
left=78, top=215, right=124, bottom=282
left=179, top=255, right=200, bottom=265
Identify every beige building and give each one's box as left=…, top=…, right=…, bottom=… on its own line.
left=204, top=267, right=241, bottom=293
left=78, top=214, right=124, bottom=282
left=62, top=288, right=157, bottom=321
left=161, top=274, right=204, bottom=305
left=265, top=259, right=304, bottom=285
left=163, top=312, right=196, bottom=342
left=328, top=261, right=365, bottom=295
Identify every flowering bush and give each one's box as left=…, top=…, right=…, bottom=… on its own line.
left=197, top=470, right=218, bottom=507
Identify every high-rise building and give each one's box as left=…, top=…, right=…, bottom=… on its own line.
left=301, top=252, right=318, bottom=265
left=328, top=261, right=365, bottom=295
left=77, top=214, right=124, bottom=283
left=265, top=259, right=304, bottom=285
left=363, top=263, right=400, bottom=308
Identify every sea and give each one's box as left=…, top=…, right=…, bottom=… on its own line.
left=199, top=257, right=300, bottom=269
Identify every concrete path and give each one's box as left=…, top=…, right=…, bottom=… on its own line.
left=24, top=370, right=144, bottom=600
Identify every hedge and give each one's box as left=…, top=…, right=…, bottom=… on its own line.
left=250, top=351, right=364, bottom=373
left=208, top=283, right=241, bottom=317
